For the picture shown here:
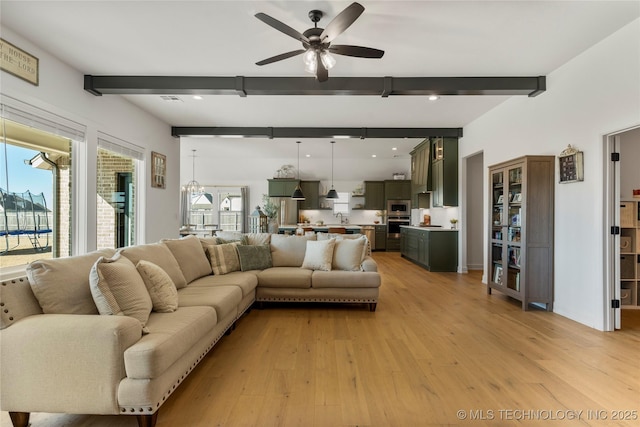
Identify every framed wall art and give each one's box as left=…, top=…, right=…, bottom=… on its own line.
left=558, top=144, right=584, bottom=184
left=151, top=151, right=166, bottom=189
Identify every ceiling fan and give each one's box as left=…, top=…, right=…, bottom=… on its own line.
left=255, top=2, right=384, bottom=82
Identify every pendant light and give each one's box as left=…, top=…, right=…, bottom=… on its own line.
left=291, top=141, right=305, bottom=200
left=326, top=141, right=339, bottom=199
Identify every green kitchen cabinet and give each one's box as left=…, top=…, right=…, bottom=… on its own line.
left=400, top=227, right=458, bottom=272
left=384, top=179, right=411, bottom=200
left=268, top=179, right=299, bottom=197
left=364, top=181, right=385, bottom=210
left=431, top=137, right=458, bottom=207
left=298, top=180, right=319, bottom=210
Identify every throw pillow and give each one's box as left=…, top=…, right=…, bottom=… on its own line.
left=216, top=236, right=249, bottom=245
left=89, top=253, right=152, bottom=333
left=301, top=238, right=336, bottom=271
left=270, top=234, right=317, bottom=267
left=119, top=243, right=187, bottom=289
left=245, top=233, right=271, bottom=246
left=27, top=248, right=116, bottom=314
left=332, top=236, right=368, bottom=271
left=207, top=243, right=241, bottom=275
left=236, top=244, right=273, bottom=271
left=161, top=235, right=212, bottom=284
left=136, top=260, right=178, bottom=313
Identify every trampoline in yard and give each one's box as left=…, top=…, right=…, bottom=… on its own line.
left=1, top=188, right=52, bottom=255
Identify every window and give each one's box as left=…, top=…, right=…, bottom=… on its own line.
left=97, top=135, right=143, bottom=250
left=333, top=192, right=350, bottom=215
left=1, top=116, right=72, bottom=268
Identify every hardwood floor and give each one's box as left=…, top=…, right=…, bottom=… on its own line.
left=2, top=252, right=639, bottom=427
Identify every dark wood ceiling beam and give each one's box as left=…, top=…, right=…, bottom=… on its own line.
left=171, top=127, right=463, bottom=139
left=85, top=75, right=546, bottom=97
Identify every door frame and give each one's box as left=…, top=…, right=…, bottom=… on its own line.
left=603, top=125, right=639, bottom=331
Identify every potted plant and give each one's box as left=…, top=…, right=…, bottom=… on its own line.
left=262, top=194, right=279, bottom=233
left=450, top=218, right=458, bottom=229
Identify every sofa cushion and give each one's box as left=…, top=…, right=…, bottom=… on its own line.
left=136, top=260, right=178, bottom=313
left=270, top=234, right=316, bottom=267
left=245, top=233, right=271, bottom=246
left=27, top=248, right=116, bottom=314
left=89, top=253, right=153, bottom=332
left=178, top=285, right=242, bottom=320
left=215, top=230, right=243, bottom=241
left=207, top=243, right=241, bottom=275
left=123, top=306, right=217, bottom=379
left=161, top=235, right=212, bottom=284
left=332, top=236, right=368, bottom=271
left=318, top=232, right=371, bottom=257
left=311, top=271, right=381, bottom=289
left=236, top=244, right=273, bottom=271
left=301, top=238, right=336, bottom=271
left=199, top=236, right=218, bottom=250
left=119, top=243, right=187, bottom=289
left=257, top=267, right=313, bottom=288
left=188, top=271, right=258, bottom=298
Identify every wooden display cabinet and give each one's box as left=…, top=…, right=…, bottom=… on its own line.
left=487, top=156, right=554, bottom=310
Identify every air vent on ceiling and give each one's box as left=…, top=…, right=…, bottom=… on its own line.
left=160, top=95, right=183, bottom=102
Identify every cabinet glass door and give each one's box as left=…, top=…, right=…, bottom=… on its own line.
left=490, top=170, right=505, bottom=287
left=506, top=166, right=523, bottom=292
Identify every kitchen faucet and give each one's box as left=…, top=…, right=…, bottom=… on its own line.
left=335, top=212, right=347, bottom=224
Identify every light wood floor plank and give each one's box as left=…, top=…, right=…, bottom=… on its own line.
left=2, top=252, right=639, bottom=427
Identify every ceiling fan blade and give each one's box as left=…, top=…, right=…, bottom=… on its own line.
left=256, top=49, right=306, bottom=66
left=255, top=12, right=310, bottom=44
left=329, top=45, right=385, bottom=58
left=320, top=2, right=365, bottom=44
left=316, top=51, right=328, bottom=82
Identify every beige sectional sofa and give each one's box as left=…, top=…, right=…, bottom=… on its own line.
left=0, top=232, right=380, bottom=427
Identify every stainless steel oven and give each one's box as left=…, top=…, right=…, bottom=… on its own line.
left=387, top=217, right=410, bottom=239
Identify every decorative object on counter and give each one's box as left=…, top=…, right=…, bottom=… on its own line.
left=393, top=173, right=405, bottom=180
left=299, top=213, right=309, bottom=223
left=375, top=210, right=386, bottom=223
left=423, top=214, right=431, bottom=226
left=316, top=220, right=324, bottom=226
left=450, top=218, right=458, bottom=229
left=558, top=144, right=584, bottom=183
left=274, top=164, right=295, bottom=179
left=326, top=141, right=339, bottom=199
left=249, top=206, right=268, bottom=233
left=633, top=189, right=640, bottom=198
left=291, top=141, right=305, bottom=200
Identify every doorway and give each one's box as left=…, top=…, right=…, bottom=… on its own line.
left=604, top=126, right=640, bottom=330
left=464, top=151, right=484, bottom=279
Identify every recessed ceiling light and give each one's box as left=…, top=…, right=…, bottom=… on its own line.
left=193, top=95, right=203, bottom=100
left=428, top=95, right=439, bottom=101
left=306, top=154, right=311, bottom=158
left=371, top=154, right=377, bottom=158
left=392, top=147, right=397, bottom=151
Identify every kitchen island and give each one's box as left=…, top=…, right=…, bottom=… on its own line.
left=400, top=225, right=458, bottom=272
left=278, top=225, right=362, bottom=234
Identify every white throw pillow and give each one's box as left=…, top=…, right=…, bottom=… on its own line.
left=136, top=260, right=178, bottom=312
left=332, top=236, right=368, bottom=271
left=89, top=253, right=153, bottom=333
left=301, top=238, right=336, bottom=271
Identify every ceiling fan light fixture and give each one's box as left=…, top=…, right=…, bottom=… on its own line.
left=304, top=57, right=317, bottom=74
left=320, top=51, right=336, bottom=69
left=303, top=48, right=316, bottom=65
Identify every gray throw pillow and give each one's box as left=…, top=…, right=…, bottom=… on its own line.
left=236, top=244, right=273, bottom=271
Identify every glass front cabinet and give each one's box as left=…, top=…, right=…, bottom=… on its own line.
left=488, top=156, right=555, bottom=311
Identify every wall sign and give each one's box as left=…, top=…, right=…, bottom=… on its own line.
left=558, top=144, right=584, bottom=184
left=0, top=38, right=39, bottom=86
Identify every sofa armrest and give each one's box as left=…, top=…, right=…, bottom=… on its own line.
left=0, top=314, right=141, bottom=415
left=361, top=256, right=378, bottom=272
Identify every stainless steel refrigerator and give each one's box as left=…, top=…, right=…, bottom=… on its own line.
left=269, top=197, right=299, bottom=226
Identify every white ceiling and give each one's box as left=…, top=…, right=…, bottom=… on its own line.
left=2, top=1, right=639, bottom=160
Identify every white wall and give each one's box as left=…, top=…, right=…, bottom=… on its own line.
left=1, top=27, right=179, bottom=247
left=458, top=19, right=640, bottom=330
left=620, top=127, right=640, bottom=198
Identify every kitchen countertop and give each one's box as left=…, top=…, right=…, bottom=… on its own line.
left=279, top=224, right=362, bottom=230
left=400, top=225, right=458, bottom=232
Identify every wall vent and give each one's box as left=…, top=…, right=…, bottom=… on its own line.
left=160, top=95, right=183, bottom=102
